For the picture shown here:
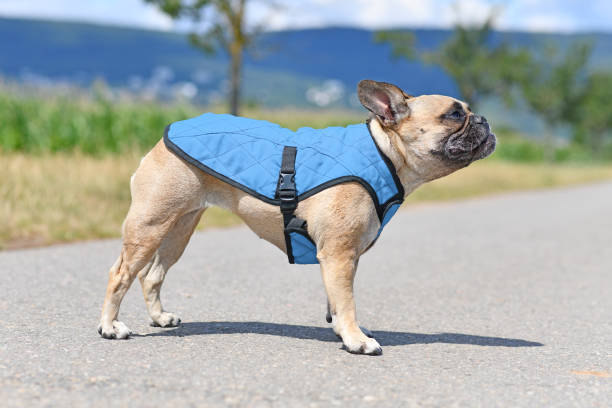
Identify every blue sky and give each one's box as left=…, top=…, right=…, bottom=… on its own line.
left=0, top=0, right=610, bottom=32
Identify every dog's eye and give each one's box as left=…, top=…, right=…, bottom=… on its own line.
left=449, top=110, right=463, bottom=120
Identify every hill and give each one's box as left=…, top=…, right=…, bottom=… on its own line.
left=1, top=17, right=611, bottom=108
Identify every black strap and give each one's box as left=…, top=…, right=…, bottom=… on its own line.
left=280, top=146, right=297, bottom=174
left=286, top=217, right=306, bottom=230
left=276, top=146, right=299, bottom=263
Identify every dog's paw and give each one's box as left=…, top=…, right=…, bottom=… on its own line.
left=342, top=337, right=382, bottom=356
left=97, top=320, right=132, bottom=340
left=150, top=312, right=181, bottom=328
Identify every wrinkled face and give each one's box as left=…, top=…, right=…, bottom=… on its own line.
left=358, top=80, right=496, bottom=180
left=400, top=95, right=497, bottom=167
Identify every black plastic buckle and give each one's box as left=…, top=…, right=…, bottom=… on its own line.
left=278, top=172, right=297, bottom=212
left=278, top=172, right=296, bottom=199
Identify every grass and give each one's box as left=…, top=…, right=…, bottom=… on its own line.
left=3, top=152, right=612, bottom=250
left=2, top=86, right=608, bottom=162
left=0, top=152, right=240, bottom=250
left=0, top=88, right=362, bottom=154
left=406, top=161, right=612, bottom=202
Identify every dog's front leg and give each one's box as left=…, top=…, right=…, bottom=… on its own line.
left=319, top=251, right=382, bottom=355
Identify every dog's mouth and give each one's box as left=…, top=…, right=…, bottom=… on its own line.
left=472, top=129, right=497, bottom=160
left=440, top=115, right=496, bottom=165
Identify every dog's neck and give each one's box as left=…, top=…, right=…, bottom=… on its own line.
left=368, top=118, right=425, bottom=197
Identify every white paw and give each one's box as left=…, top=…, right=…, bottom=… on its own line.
left=331, top=319, right=373, bottom=339
left=342, top=336, right=382, bottom=355
left=150, top=312, right=181, bottom=328
left=98, top=320, right=132, bottom=340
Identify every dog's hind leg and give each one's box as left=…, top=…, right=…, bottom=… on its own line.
left=98, top=141, right=205, bottom=339
left=138, top=208, right=205, bottom=328
left=98, top=209, right=180, bottom=339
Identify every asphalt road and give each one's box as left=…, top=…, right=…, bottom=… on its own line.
left=1, top=182, right=611, bottom=407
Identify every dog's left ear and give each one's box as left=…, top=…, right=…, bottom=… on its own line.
left=358, top=80, right=410, bottom=126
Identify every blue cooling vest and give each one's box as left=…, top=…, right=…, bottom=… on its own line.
left=164, top=113, right=404, bottom=264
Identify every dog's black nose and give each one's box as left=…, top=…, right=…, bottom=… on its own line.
left=471, top=115, right=487, bottom=125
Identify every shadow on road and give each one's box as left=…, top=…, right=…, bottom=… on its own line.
left=139, top=321, right=543, bottom=347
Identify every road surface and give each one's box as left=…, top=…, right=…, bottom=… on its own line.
left=1, top=182, right=611, bottom=407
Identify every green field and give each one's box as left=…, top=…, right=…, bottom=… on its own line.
left=2, top=88, right=611, bottom=250
left=0, top=88, right=364, bottom=154
left=0, top=87, right=602, bottom=162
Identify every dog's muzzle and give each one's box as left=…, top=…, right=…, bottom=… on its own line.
left=442, top=115, right=496, bottom=164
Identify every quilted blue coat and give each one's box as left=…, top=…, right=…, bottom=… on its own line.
left=164, top=113, right=404, bottom=264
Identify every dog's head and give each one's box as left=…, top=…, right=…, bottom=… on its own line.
left=358, top=80, right=496, bottom=181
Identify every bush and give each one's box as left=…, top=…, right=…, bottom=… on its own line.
left=492, top=129, right=596, bottom=163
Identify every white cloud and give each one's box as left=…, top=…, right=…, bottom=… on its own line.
left=493, top=0, right=612, bottom=32
left=254, top=0, right=612, bottom=32
left=0, top=0, right=173, bottom=30
left=250, top=0, right=501, bottom=31
left=0, top=0, right=609, bottom=33
left=519, top=14, right=578, bottom=33
left=448, top=0, right=499, bottom=26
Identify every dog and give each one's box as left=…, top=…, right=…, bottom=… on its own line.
left=98, top=80, right=496, bottom=355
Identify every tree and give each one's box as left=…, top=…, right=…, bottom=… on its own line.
left=374, top=30, right=416, bottom=61
left=377, top=17, right=530, bottom=110
left=519, top=42, right=592, bottom=157
left=146, top=0, right=262, bottom=115
left=377, top=15, right=609, bottom=160
left=572, top=71, right=612, bottom=155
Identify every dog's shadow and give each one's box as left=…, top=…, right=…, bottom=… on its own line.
left=139, top=321, right=543, bottom=347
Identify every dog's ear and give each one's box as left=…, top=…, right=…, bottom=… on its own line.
left=358, top=80, right=410, bottom=125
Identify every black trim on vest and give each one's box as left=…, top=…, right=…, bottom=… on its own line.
left=164, top=125, right=279, bottom=204
left=163, top=120, right=405, bottom=224
left=366, top=119, right=406, bottom=218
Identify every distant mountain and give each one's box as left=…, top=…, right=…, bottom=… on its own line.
left=1, top=17, right=611, bottom=108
